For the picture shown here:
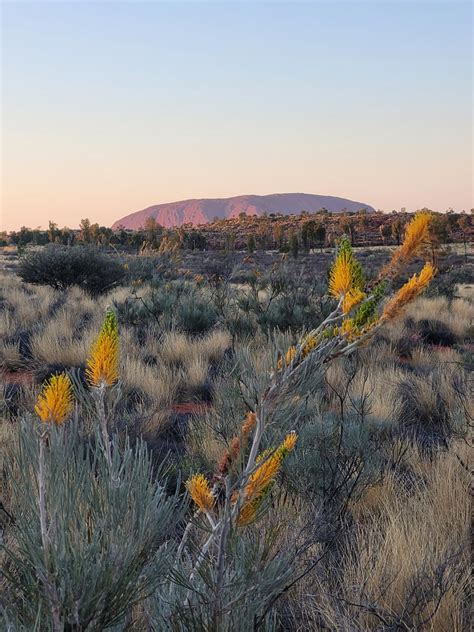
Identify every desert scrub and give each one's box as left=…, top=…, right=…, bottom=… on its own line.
left=18, top=245, right=126, bottom=295
left=170, top=213, right=441, bottom=627
left=2, top=212, right=471, bottom=630
left=116, top=278, right=218, bottom=334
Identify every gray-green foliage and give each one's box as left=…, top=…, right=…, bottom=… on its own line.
left=116, top=279, right=218, bottom=334
left=149, top=528, right=291, bottom=631
left=287, top=411, right=385, bottom=512
left=18, top=245, right=126, bottom=296
left=1, top=419, right=183, bottom=631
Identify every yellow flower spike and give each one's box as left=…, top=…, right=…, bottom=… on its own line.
left=382, top=262, right=435, bottom=322
left=399, top=211, right=432, bottom=260
left=342, top=288, right=366, bottom=314
left=237, top=499, right=259, bottom=527
left=244, top=452, right=283, bottom=503
left=301, top=334, right=318, bottom=358
left=237, top=433, right=297, bottom=526
left=281, top=431, right=298, bottom=453
left=329, top=238, right=364, bottom=300
left=329, top=249, right=353, bottom=298
left=383, top=211, right=432, bottom=277
left=341, top=318, right=358, bottom=340
left=86, top=310, right=119, bottom=388
left=35, top=373, right=74, bottom=425
left=186, top=473, right=214, bottom=512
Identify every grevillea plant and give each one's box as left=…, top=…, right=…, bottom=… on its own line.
left=174, top=211, right=435, bottom=627
left=2, top=313, right=182, bottom=632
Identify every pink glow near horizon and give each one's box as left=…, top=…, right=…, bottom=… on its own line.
left=1, top=1, right=472, bottom=232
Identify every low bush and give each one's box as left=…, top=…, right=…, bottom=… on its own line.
left=18, top=245, right=126, bottom=295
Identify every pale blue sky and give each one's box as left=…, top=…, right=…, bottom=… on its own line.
left=1, top=0, right=472, bottom=230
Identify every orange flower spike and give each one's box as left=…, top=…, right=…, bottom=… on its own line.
left=383, top=211, right=432, bottom=276
left=281, top=431, right=298, bottom=453
left=86, top=310, right=119, bottom=388
left=218, top=411, right=257, bottom=475
left=382, top=262, right=435, bottom=321
left=399, top=211, right=432, bottom=260
left=35, top=373, right=74, bottom=425
left=237, top=499, right=259, bottom=527
left=186, top=473, right=214, bottom=512
left=242, top=411, right=257, bottom=436
left=238, top=433, right=297, bottom=526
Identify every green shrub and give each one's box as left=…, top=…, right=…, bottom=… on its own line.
left=18, top=245, right=126, bottom=295
left=175, top=295, right=218, bottom=334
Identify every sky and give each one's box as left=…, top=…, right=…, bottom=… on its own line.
left=1, top=0, right=472, bottom=231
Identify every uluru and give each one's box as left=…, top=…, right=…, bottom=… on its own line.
left=112, top=193, right=375, bottom=230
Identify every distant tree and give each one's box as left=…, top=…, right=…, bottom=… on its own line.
left=273, top=225, right=284, bottom=250
left=256, top=225, right=269, bottom=250
left=143, top=217, right=162, bottom=249
left=247, top=234, right=256, bottom=253
left=380, top=223, right=391, bottom=245
left=48, top=221, right=58, bottom=243
left=357, top=215, right=370, bottom=245
left=289, top=231, right=299, bottom=259
left=225, top=233, right=235, bottom=253
left=457, top=215, right=469, bottom=263
left=426, top=214, right=449, bottom=266
left=61, top=227, right=75, bottom=246
left=391, top=219, right=404, bottom=246
left=339, top=217, right=356, bottom=246
left=79, top=218, right=92, bottom=243
left=186, top=231, right=207, bottom=251
left=315, top=224, right=326, bottom=251
left=301, top=220, right=317, bottom=251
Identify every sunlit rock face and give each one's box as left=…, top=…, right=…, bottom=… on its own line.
left=112, top=193, right=375, bottom=229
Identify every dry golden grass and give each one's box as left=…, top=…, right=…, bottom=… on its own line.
left=185, top=357, right=209, bottom=389
left=194, top=330, right=231, bottom=363
left=0, top=340, right=24, bottom=371
left=325, top=356, right=405, bottom=426
left=121, top=354, right=179, bottom=408
left=294, top=443, right=471, bottom=631
left=404, top=296, right=473, bottom=337
left=29, top=310, right=102, bottom=367
left=348, top=444, right=470, bottom=630
left=159, top=331, right=192, bottom=367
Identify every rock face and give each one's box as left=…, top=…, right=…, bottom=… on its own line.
left=112, top=193, right=375, bottom=230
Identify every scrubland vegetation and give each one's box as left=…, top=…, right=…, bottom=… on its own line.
left=0, top=213, right=472, bottom=631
